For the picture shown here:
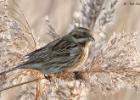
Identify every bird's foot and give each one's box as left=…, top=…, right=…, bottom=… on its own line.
left=44, top=74, right=52, bottom=82
left=73, top=71, right=83, bottom=80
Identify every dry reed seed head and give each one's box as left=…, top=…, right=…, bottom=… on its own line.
left=100, top=32, right=140, bottom=69
left=73, top=0, right=106, bottom=30
left=0, top=1, right=38, bottom=98
left=44, top=16, right=59, bottom=40
left=80, top=31, right=140, bottom=94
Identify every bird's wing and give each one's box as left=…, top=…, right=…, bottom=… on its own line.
left=22, top=39, right=61, bottom=64
left=21, top=39, right=81, bottom=70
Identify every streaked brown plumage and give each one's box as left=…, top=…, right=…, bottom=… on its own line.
left=0, top=27, right=94, bottom=75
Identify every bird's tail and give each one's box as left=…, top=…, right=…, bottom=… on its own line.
left=0, top=64, right=23, bottom=75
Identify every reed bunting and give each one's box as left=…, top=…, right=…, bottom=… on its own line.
left=0, top=27, right=94, bottom=76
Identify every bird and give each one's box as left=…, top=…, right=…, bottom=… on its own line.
left=0, top=27, right=94, bottom=76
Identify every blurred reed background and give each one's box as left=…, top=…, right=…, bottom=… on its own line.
left=16, top=0, right=140, bottom=99
left=1, top=0, right=140, bottom=100
left=14, top=0, right=140, bottom=50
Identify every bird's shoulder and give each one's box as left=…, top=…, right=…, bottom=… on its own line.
left=25, top=38, right=81, bottom=61
left=25, top=38, right=61, bottom=58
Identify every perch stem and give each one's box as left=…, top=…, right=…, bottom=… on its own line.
left=0, top=78, right=39, bottom=92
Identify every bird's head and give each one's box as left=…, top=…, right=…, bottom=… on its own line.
left=64, top=27, right=94, bottom=46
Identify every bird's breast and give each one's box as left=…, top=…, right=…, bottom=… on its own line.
left=67, top=42, right=91, bottom=72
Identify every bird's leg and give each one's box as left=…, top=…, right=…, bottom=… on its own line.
left=44, top=74, right=52, bottom=82
left=73, top=71, right=83, bottom=80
